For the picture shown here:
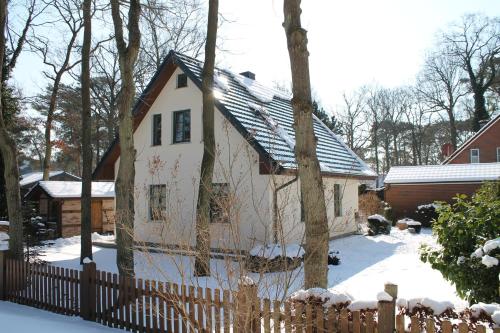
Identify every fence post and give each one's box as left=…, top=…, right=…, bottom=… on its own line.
left=236, top=278, right=258, bottom=333
left=378, top=283, right=398, bottom=333
left=0, top=250, right=6, bottom=300
left=81, top=262, right=97, bottom=321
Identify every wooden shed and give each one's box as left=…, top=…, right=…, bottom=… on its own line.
left=25, top=181, right=115, bottom=238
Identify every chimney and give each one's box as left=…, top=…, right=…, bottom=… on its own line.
left=441, top=143, right=454, bottom=158
left=239, top=71, right=255, bottom=80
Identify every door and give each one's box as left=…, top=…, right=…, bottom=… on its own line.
left=91, top=201, right=103, bottom=233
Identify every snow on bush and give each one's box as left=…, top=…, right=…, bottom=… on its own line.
left=417, top=203, right=440, bottom=210
left=405, top=298, right=454, bottom=315
left=483, top=238, right=500, bottom=254
left=481, top=255, right=499, bottom=268
left=347, top=300, right=378, bottom=311
left=471, top=247, right=484, bottom=258
left=290, top=288, right=353, bottom=308
left=368, top=214, right=388, bottom=222
left=492, top=311, right=500, bottom=325
left=470, top=303, right=500, bottom=318
left=396, top=298, right=408, bottom=309
left=249, top=243, right=304, bottom=259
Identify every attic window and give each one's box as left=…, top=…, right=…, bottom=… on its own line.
left=470, top=149, right=480, bottom=163
left=177, top=73, right=188, bottom=88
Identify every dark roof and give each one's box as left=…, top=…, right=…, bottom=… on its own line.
left=442, top=113, right=500, bottom=165
left=94, top=51, right=376, bottom=179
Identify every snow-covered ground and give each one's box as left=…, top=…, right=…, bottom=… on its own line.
left=0, top=301, right=119, bottom=333
left=35, top=228, right=467, bottom=309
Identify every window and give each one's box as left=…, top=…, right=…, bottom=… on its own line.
left=173, top=110, right=191, bottom=143
left=497, top=147, right=500, bottom=162
left=334, top=184, right=342, bottom=217
left=177, top=73, right=188, bottom=88
left=210, top=183, right=230, bottom=223
left=152, top=114, right=161, bottom=146
left=149, top=184, right=166, bottom=220
left=470, top=149, right=480, bottom=163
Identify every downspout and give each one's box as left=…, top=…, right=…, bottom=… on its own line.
left=273, top=175, right=298, bottom=244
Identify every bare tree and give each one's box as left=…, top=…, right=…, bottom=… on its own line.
left=443, top=14, right=500, bottom=131
left=28, top=0, right=84, bottom=180
left=283, top=0, right=329, bottom=289
left=135, top=0, right=206, bottom=90
left=80, top=0, right=92, bottom=264
left=0, top=0, right=23, bottom=259
left=338, top=89, right=370, bottom=156
left=194, top=0, right=218, bottom=277
left=110, top=0, right=141, bottom=277
left=417, top=48, right=466, bottom=149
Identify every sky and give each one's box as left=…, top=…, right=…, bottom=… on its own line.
left=11, top=0, right=500, bottom=113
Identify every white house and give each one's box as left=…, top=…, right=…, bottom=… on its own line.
left=94, top=51, right=376, bottom=252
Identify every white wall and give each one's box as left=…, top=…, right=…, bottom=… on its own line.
left=114, top=66, right=362, bottom=251
left=115, top=67, right=274, bottom=251
left=274, top=175, right=360, bottom=244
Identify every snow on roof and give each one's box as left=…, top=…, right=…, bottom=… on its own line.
left=174, top=52, right=377, bottom=178
left=385, top=163, right=500, bottom=184
left=231, top=72, right=291, bottom=103
left=20, top=171, right=65, bottom=187
left=38, top=181, right=114, bottom=198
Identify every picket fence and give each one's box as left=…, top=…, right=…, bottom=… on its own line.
left=0, top=254, right=498, bottom=333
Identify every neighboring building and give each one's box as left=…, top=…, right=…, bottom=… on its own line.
left=25, top=181, right=115, bottom=238
left=94, top=51, right=376, bottom=252
left=385, top=114, right=500, bottom=221
left=443, top=113, right=500, bottom=164
left=385, top=163, right=500, bottom=220
left=20, top=171, right=81, bottom=197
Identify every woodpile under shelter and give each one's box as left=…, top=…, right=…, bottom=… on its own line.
left=25, top=181, right=115, bottom=238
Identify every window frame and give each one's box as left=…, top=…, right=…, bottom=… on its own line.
left=334, top=184, right=342, bottom=217
left=497, top=147, right=500, bottom=162
left=209, top=183, right=231, bottom=224
left=470, top=148, right=480, bottom=163
left=172, top=110, right=191, bottom=144
left=151, top=114, right=162, bottom=146
left=176, top=73, right=188, bottom=88
left=149, top=184, right=166, bottom=221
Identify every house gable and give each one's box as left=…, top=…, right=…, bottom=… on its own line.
left=93, top=51, right=376, bottom=180
left=443, top=114, right=500, bottom=165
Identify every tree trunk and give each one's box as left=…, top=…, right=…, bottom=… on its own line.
left=283, top=0, right=329, bottom=289
left=447, top=107, right=458, bottom=150
left=110, top=0, right=141, bottom=277
left=0, top=0, right=23, bottom=260
left=194, top=0, right=218, bottom=277
left=472, top=89, right=489, bottom=131
left=41, top=76, right=62, bottom=180
left=80, top=0, right=92, bottom=264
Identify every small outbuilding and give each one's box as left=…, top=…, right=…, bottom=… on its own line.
left=20, top=171, right=81, bottom=197
left=384, top=163, right=500, bottom=220
left=25, top=181, right=115, bottom=238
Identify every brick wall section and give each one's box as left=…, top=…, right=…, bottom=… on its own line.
left=385, top=182, right=482, bottom=220
left=447, top=119, right=500, bottom=164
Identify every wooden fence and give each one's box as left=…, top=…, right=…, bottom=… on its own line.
left=0, top=253, right=498, bottom=333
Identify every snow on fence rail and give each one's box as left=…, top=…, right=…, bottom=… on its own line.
left=0, top=253, right=498, bottom=333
